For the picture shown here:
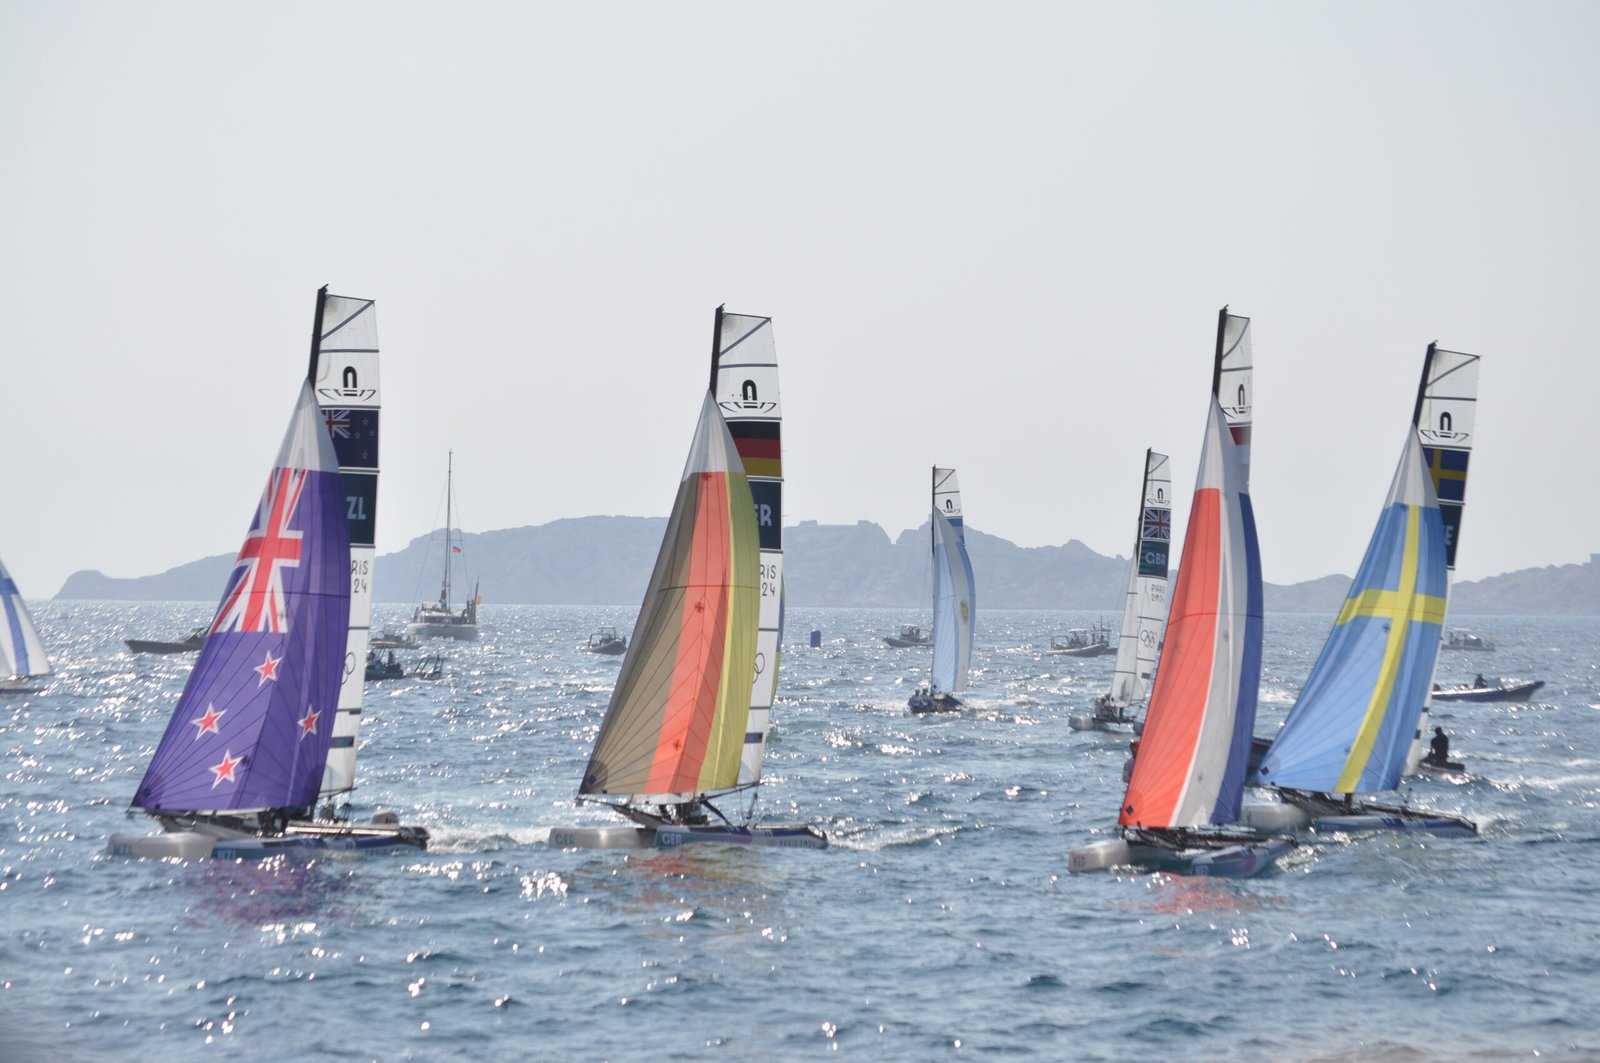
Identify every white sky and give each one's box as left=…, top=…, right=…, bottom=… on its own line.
left=2, top=2, right=1596, bottom=598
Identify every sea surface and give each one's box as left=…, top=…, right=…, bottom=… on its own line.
left=3, top=603, right=1599, bottom=1061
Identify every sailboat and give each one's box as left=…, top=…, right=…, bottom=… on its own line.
left=1244, top=351, right=1479, bottom=837
left=549, top=308, right=825, bottom=850
left=406, top=452, right=479, bottom=640
left=1069, top=450, right=1171, bottom=731
left=109, top=288, right=427, bottom=859
left=1070, top=308, right=1294, bottom=877
left=0, top=556, right=52, bottom=693
left=907, top=467, right=976, bottom=714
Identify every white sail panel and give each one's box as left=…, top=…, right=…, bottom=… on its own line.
left=933, top=467, right=964, bottom=529
left=311, top=291, right=380, bottom=798
left=712, top=310, right=783, bottom=786
left=0, top=556, right=51, bottom=679
left=1215, top=310, right=1254, bottom=486
left=1108, top=451, right=1171, bottom=709
left=930, top=509, right=975, bottom=693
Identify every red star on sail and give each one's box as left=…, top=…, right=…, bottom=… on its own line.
left=190, top=704, right=226, bottom=739
left=209, top=750, right=242, bottom=788
left=255, top=650, right=282, bottom=686
left=297, top=706, right=320, bottom=740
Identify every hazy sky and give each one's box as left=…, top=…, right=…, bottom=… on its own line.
left=2, top=2, right=1596, bottom=600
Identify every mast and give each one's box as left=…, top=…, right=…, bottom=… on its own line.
left=306, top=285, right=328, bottom=383
left=441, top=451, right=454, bottom=609
left=1211, top=304, right=1228, bottom=398
left=708, top=303, right=725, bottom=394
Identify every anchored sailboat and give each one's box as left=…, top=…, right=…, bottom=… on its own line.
left=0, top=556, right=51, bottom=693
left=109, top=288, right=427, bottom=859
left=407, top=452, right=479, bottom=640
left=1070, top=450, right=1171, bottom=731
left=1244, top=351, right=1479, bottom=837
left=907, top=467, right=976, bottom=714
left=549, top=308, right=825, bottom=850
left=1070, top=308, right=1293, bottom=877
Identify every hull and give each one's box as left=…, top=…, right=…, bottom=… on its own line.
left=406, top=620, right=479, bottom=641
left=108, top=817, right=429, bottom=859
left=585, top=642, right=627, bottom=656
left=883, top=636, right=928, bottom=648
left=0, top=677, right=46, bottom=693
left=1069, top=708, right=1141, bottom=732
left=909, top=694, right=962, bottom=714
left=1068, top=835, right=1292, bottom=878
left=125, top=638, right=203, bottom=655
left=549, top=823, right=828, bottom=850
left=1050, top=644, right=1113, bottom=658
left=1431, top=680, right=1543, bottom=703
left=1314, top=812, right=1478, bottom=838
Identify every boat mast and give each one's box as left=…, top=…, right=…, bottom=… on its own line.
left=1411, top=342, right=1437, bottom=427
left=441, top=451, right=454, bottom=609
left=1211, top=304, right=1228, bottom=399
left=306, top=285, right=328, bottom=384
left=708, top=303, right=725, bottom=394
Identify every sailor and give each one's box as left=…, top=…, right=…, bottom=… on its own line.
left=1123, top=739, right=1139, bottom=782
left=1475, top=673, right=1487, bottom=688
left=1427, top=726, right=1451, bottom=766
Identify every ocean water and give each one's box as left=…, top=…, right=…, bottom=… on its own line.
left=3, top=602, right=1599, bottom=1061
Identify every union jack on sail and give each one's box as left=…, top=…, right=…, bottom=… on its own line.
left=211, top=468, right=309, bottom=634
left=1141, top=506, right=1171, bottom=542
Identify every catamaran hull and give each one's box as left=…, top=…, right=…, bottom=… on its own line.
left=108, top=820, right=429, bottom=859
left=550, top=824, right=828, bottom=850
left=1238, top=802, right=1314, bottom=832
left=1068, top=837, right=1292, bottom=878
left=0, top=678, right=46, bottom=693
left=1314, top=813, right=1477, bottom=838
left=1430, top=680, right=1544, bottom=703
left=406, top=622, right=479, bottom=641
left=1068, top=713, right=1142, bottom=733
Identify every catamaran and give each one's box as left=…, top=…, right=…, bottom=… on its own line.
left=1070, top=308, right=1293, bottom=877
left=549, top=308, right=825, bottom=850
left=0, top=556, right=52, bottom=693
left=1244, top=381, right=1476, bottom=837
left=907, top=467, right=976, bottom=714
left=407, top=451, right=479, bottom=640
left=1070, top=450, right=1171, bottom=731
left=109, top=288, right=427, bottom=859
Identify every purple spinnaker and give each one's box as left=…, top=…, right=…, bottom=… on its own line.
left=133, top=382, right=351, bottom=814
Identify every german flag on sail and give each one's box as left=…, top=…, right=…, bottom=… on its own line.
left=727, top=421, right=780, bottom=479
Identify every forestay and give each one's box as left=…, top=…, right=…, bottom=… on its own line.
left=132, top=384, right=350, bottom=815
left=1253, top=434, right=1448, bottom=793
left=1106, top=450, right=1171, bottom=710
left=711, top=309, right=783, bottom=786
left=579, top=393, right=761, bottom=803
left=309, top=289, right=380, bottom=798
left=930, top=467, right=976, bottom=695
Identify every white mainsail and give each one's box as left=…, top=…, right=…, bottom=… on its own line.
left=1405, top=344, right=1481, bottom=774
left=1106, top=450, right=1172, bottom=711
left=309, top=289, right=381, bottom=799
left=712, top=309, right=784, bottom=787
left=0, top=556, right=51, bottom=682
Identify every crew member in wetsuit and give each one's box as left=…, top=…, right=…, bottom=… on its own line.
left=1426, top=726, right=1451, bottom=767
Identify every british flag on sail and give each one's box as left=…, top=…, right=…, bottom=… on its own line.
left=132, top=381, right=351, bottom=815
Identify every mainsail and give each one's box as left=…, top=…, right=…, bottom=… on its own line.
left=1106, top=450, right=1172, bottom=711
left=1119, top=309, right=1261, bottom=829
left=930, top=466, right=976, bottom=695
left=711, top=308, right=783, bottom=786
left=1406, top=344, right=1481, bottom=772
left=579, top=392, right=761, bottom=802
left=132, top=383, right=351, bottom=815
left=308, top=287, right=380, bottom=798
left=1253, top=434, right=1448, bottom=793
left=0, top=556, right=51, bottom=682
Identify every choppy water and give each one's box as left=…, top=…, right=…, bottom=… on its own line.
left=3, top=602, right=1599, bottom=1060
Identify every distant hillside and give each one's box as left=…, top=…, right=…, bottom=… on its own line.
left=52, top=517, right=1598, bottom=615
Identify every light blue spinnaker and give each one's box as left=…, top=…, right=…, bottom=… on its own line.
left=1253, top=433, right=1448, bottom=794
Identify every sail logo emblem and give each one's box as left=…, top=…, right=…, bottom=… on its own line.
left=210, top=467, right=308, bottom=635
left=317, top=365, right=376, bottom=403
left=1141, top=507, right=1171, bottom=542
left=719, top=379, right=775, bottom=413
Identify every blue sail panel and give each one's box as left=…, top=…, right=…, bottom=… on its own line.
left=1254, top=439, right=1447, bottom=794
left=133, top=384, right=351, bottom=814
